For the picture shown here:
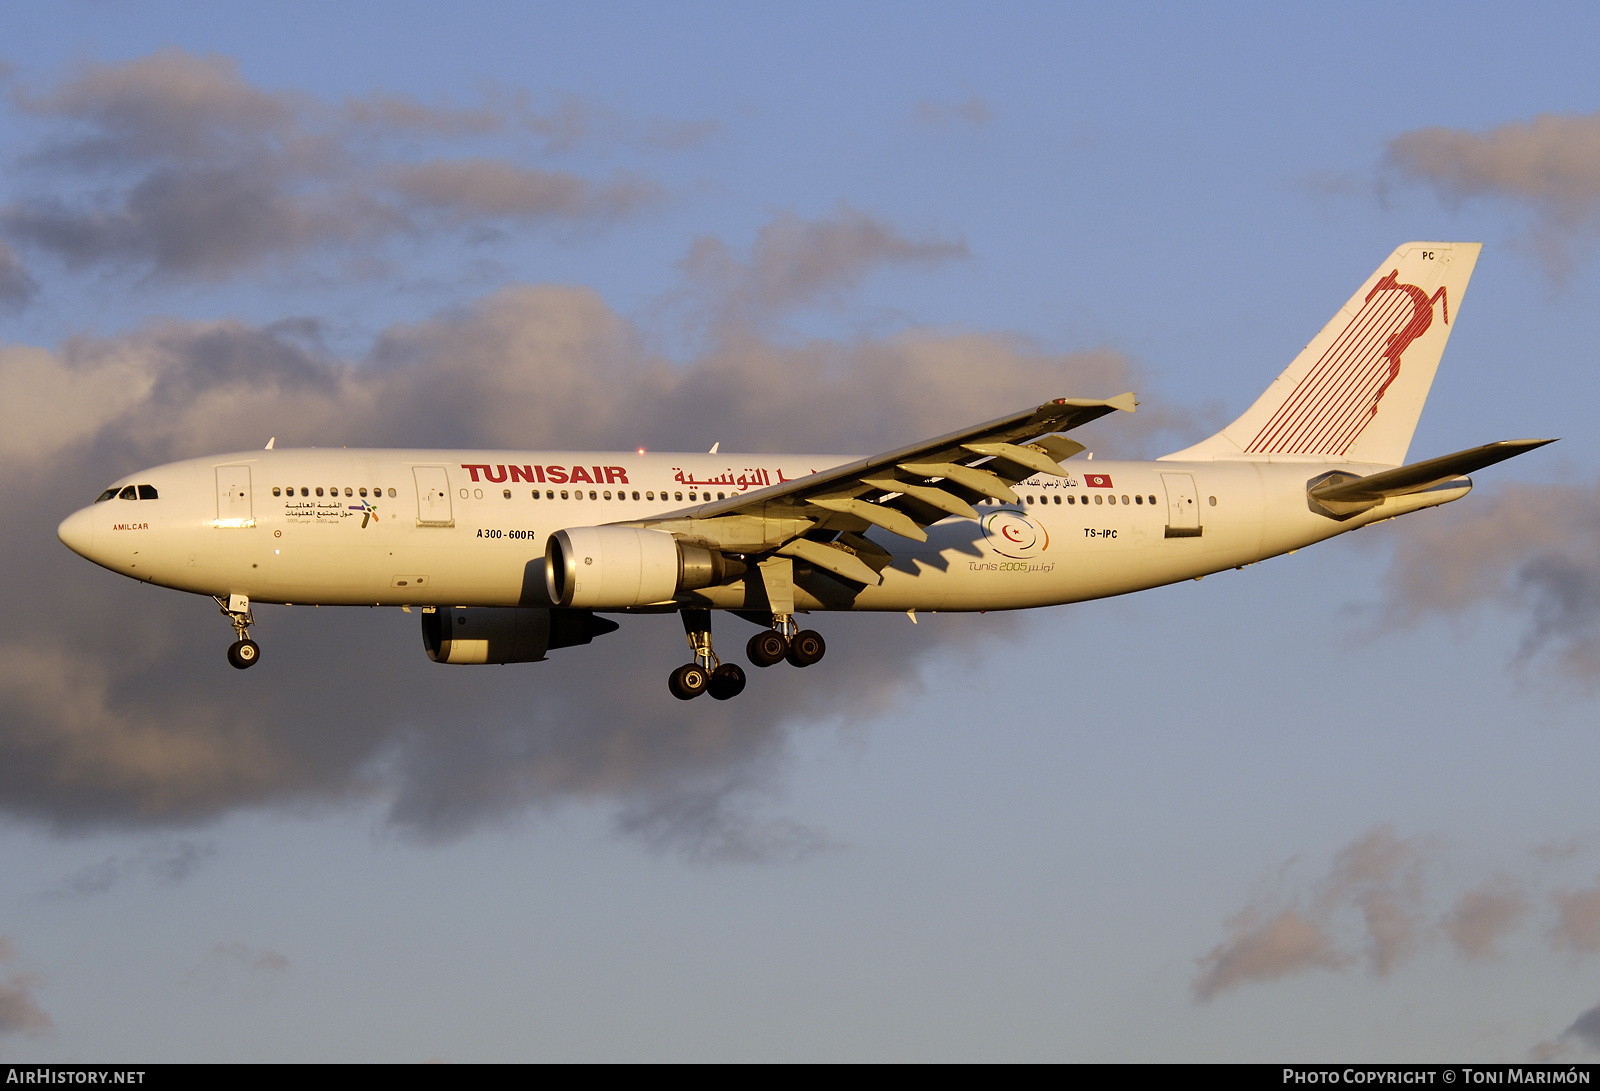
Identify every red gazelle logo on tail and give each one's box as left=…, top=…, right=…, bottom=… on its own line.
left=1246, top=270, right=1449, bottom=457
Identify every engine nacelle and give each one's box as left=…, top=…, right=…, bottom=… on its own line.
left=544, top=526, right=739, bottom=609
left=421, top=607, right=619, bottom=665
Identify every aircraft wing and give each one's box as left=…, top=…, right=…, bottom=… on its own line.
left=622, top=393, right=1136, bottom=586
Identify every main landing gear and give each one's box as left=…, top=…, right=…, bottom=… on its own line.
left=214, top=593, right=260, bottom=670
left=670, top=609, right=746, bottom=701
left=745, top=614, right=826, bottom=669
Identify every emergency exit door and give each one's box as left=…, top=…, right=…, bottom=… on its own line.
left=1160, top=473, right=1202, bottom=538
left=215, top=465, right=253, bottom=527
left=413, top=466, right=455, bottom=527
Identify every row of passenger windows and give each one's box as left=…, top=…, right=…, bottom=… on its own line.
left=993, top=493, right=1159, bottom=506
left=95, top=484, right=158, bottom=501
left=450, top=488, right=1203, bottom=507
left=273, top=487, right=397, bottom=498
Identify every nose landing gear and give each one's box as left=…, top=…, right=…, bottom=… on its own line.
left=214, top=593, right=260, bottom=670
left=671, top=609, right=746, bottom=701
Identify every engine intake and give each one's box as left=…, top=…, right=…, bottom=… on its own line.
left=544, top=526, right=741, bottom=609
left=421, top=607, right=619, bottom=665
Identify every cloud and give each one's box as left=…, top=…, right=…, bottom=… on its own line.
left=1533, top=998, right=1600, bottom=1060
left=1552, top=882, right=1600, bottom=953
left=1194, top=907, right=1349, bottom=1000
left=1442, top=880, right=1528, bottom=958
left=1377, top=482, right=1600, bottom=684
left=678, top=202, right=967, bottom=321
left=42, top=840, right=215, bottom=899
left=0, top=938, right=51, bottom=1037
left=1386, top=112, right=1600, bottom=276
left=0, top=218, right=1142, bottom=851
left=913, top=96, right=994, bottom=128
left=0, top=50, right=676, bottom=282
left=1195, top=825, right=1429, bottom=999
left=1564, top=1002, right=1600, bottom=1052
left=1322, top=825, right=1429, bottom=975
left=1186, top=824, right=1577, bottom=999
left=615, top=787, right=843, bottom=865
left=1200, top=828, right=1600, bottom=1000
left=0, top=238, right=36, bottom=310
left=183, top=942, right=289, bottom=996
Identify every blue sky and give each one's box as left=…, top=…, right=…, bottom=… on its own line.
left=3, top=1, right=1600, bottom=1061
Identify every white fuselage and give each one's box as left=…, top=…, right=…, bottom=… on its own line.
left=58, top=448, right=1467, bottom=613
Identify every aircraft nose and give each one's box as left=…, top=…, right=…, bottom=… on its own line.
left=57, top=507, right=96, bottom=559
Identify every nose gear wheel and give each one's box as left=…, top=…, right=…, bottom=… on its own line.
left=214, top=594, right=261, bottom=670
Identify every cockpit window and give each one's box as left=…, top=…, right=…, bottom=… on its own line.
left=96, top=488, right=119, bottom=503
left=137, top=484, right=158, bottom=500
left=118, top=486, right=138, bottom=500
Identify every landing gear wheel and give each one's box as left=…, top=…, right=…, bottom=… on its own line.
left=668, top=663, right=710, bottom=700
left=747, top=630, right=788, bottom=668
left=227, top=639, right=260, bottom=670
left=786, top=629, right=826, bottom=668
left=708, top=663, right=747, bottom=701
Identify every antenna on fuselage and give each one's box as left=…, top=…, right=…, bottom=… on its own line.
left=265, top=437, right=276, bottom=450
left=709, top=442, right=720, bottom=454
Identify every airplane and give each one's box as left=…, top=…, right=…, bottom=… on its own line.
left=57, top=242, right=1552, bottom=701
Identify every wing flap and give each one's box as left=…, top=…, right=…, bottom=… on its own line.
left=777, top=537, right=883, bottom=586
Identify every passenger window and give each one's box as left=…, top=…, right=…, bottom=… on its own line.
left=503, top=489, right=512, bottom=499
left=1134, top=494, right=1142, bottom=504
left=587, top=490, right=596, bottom=500
left=561, top=490, right=569, bottom=500
left=1209, top=496, right=1217, bottom=506
left=1054, top=495, right=1061, bottom=504
left=119, top=486, right=137, bottom=500
left=545, top=490, right=554, bottom=499
left=1121, top=495, right=1129, bottom=504
left=315, top=487, right=324, bottom=497
left=387, top=488, right=396, bottom=498
left=603, top=491, right=612, bottom=500
left=646, top=491, right=655, bottom=500
left=1094, top=494, right=1103, bottom=505
left=718, top=492, right=725, bottom=500
left=675, top=492, right=683, bottom=501
left=273, top=487, right=282, bottom=497
left=359, top=488, right=367, bottom=497
left=1149, top=495, right=1157, bottom=505
left=633, top=491, right=640, bottom=500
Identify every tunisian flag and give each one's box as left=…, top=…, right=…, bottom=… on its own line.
left=1084, top=473, right=1114, bottom=488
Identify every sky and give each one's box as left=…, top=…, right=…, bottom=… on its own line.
left=3, top=0, right=1600, bottom=1062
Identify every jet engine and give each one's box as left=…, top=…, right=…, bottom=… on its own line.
left=421, top=607, right=619, bottom=665
left=544, top=526, right=742, bottom=609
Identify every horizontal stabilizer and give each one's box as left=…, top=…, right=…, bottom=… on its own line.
left=1307, top=438, right=1555, bottom=517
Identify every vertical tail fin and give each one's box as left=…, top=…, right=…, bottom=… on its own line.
left=1163, top=242, right=1481, bottom=466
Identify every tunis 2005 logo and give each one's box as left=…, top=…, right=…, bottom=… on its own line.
left=982, top=509, right=1049, bottom=559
